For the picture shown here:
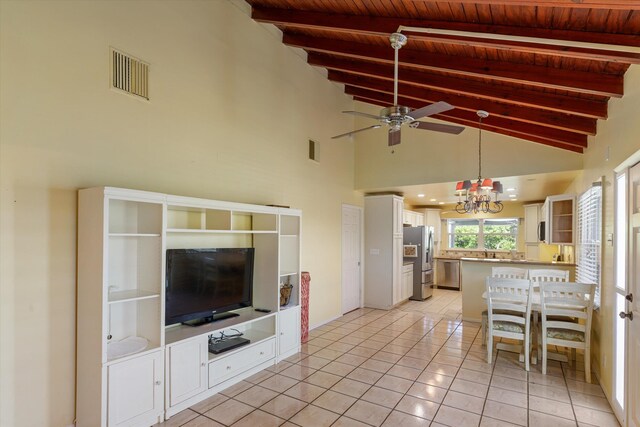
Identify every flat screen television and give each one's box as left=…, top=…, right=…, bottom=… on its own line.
left=165, top=248, right=254, bottom=326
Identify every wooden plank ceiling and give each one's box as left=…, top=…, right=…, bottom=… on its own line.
left=247, top=0, right=640, bottom=153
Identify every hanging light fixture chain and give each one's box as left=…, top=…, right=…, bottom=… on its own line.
left=454, top=109, right=502, bottom=215
left=478, top=115, right=482, bottom=182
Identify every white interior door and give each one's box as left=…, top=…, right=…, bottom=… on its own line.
left=627, top=163, right=640, bottom=427
left=342, top=204, right=362, bottom=314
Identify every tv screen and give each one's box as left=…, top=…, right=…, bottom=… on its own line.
left=165, top=248, right=254, bottom=326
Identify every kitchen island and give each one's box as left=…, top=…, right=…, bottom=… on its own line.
left=460, top=258, right=575, bottom=322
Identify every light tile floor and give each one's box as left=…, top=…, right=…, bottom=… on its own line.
left=155, top=289, right=619, bottom=427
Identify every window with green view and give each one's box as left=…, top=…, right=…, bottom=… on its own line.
left=447, top=218, right=518, bottom=250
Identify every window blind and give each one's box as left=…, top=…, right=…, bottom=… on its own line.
left=576, top=184, right=602, bottom=306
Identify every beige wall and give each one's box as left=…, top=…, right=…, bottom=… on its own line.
left=0, top=1, right=362, bottom=425
left=564, top=65, right=640, bottom=403
left=353, top=102, right=584, bottom=190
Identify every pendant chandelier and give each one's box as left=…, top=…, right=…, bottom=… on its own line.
left=455, top=110, right=504, bottom=214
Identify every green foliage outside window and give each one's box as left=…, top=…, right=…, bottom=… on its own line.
left=448, top=219, right=518, bottom=250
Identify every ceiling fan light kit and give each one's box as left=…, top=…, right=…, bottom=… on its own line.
left=455, top=110, right=504, bottom=215
left=331, top=32, right=465, bottom=146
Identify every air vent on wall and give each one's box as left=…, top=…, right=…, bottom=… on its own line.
left=309, top=139, right=319, bottom=162
left=110, top=48, right=149, bottom=100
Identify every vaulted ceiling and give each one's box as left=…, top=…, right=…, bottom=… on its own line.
left=247, top=0, right=640, bottom=153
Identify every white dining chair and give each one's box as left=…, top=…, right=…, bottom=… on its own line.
left=486, top=277, right=534, bottom=371
left=539, top=282, right=596, bottom=383
left=529, top=269, right=570, bottom=360
left=529, top=269, right=570, bottom=285
left=482, top=267, right=529, bottom=345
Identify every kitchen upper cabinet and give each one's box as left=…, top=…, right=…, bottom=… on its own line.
left=403, top=209, right=427, bottom=227
left=524, top=203, right=542, bottom=244
left=546, top=195, right=576, bottom=245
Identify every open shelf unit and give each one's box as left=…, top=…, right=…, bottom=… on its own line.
left=77, top=187, right=302, bottom=427
left=546, top=195, right=576, bottom=245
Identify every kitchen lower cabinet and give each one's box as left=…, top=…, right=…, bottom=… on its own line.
left=402, top=264, right=413, bottom=301
left=107, top=350, right=164, bottom=427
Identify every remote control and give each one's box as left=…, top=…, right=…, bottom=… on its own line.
left=254, top=308, right=271, bottom=313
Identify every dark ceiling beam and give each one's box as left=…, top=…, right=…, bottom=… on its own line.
left=352, top=96, right=583, bottom=154
left=410, top=1, right=640, bottom=9
left=345, top=86, right=588, bottom=148
left=252, top=7, right=640, bottom=63
left=327, top=70, right=597, bottom=135
left=387, top=33, right=639, bottom=65
left=309, top=53, right=608, bottom=119
left=283, top=34, right=624, bottom=97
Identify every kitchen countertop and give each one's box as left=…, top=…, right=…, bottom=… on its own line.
left=460, top=257, right=576, bottom=267
left=434, top=256, right=575, bottom=266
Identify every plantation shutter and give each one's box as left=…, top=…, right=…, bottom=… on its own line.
left=576, top=183, right=602, bottom=307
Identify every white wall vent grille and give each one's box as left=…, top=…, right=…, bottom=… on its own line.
left=110, top=48, right=149, bottom=100
left=309, top=139, right=319, bottom=162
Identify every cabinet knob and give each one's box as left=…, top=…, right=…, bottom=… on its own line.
left=280, top=332, right=284, bottom=336
left=227, top=366, right=231, bottom=370
left=155, top=380, right=161, bottom=386
left=201, top=362, right=206, bottom=367
left=260, top=351, right=264, bottom=355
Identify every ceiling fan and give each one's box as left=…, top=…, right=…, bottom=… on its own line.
left=332, top=33, right=465, bottom=146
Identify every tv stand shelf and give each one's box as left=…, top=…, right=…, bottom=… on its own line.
left=77, top=187, right=302, bottom=427
left=165, top=308, right=276, bottom=345
left=166, top=229, right=278, bottom=235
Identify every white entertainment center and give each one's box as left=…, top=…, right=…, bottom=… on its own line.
left=76, top=187, right=302, bottom=427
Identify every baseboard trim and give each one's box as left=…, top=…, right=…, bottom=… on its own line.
left=309, top=314, right=342, bottom=331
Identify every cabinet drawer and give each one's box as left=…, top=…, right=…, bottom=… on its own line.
left=208, top=338, right=275, bottom=387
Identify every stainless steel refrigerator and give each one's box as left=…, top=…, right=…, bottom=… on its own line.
left=403, top=226, right=434, bottom=300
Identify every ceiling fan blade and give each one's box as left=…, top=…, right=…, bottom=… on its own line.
left=409, top=121, right=465, bottom=135
left=341, top=111, right=384, bottom=120
left=388, top=128, right=401, bottom=146
left=408, top=101, right=454, bottom=120
left=332, top=125, right=382, bottom=139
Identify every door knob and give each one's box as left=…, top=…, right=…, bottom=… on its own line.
left=619, top=311, right=634, bottom=320
left=626, top=293, right=633, bottom=302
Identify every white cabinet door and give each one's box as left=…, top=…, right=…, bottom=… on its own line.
left=524, top=204, right=541, bottom=244
left=392, top=237, right=403, bottom=304
left=415, top=214, right=424, bottom=227
left=107, top=351, right=163, bottom=427
left=393, top=198, right=404, bottom=235
left=168, top=338, right=208, bottom=407
left=547, top=195, right=575, bottom=245
left=402, top=266, right=413, bottom=300
left=403, top=210, right=411, bottom=226
left=279, top=306, right=301, bottom=356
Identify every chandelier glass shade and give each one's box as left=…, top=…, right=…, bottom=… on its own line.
left=455, top=111, right=504, bottom=214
